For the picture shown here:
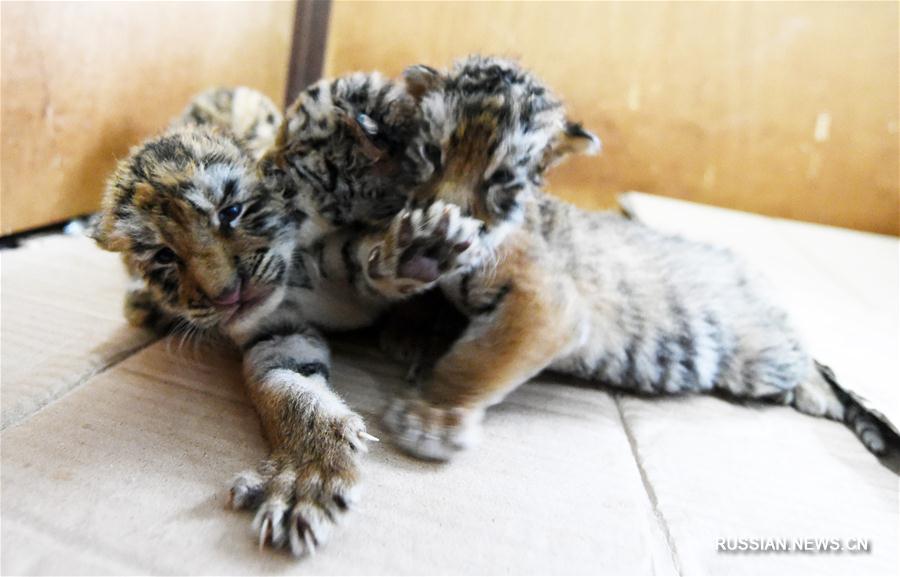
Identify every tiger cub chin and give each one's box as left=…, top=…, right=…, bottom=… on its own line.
left=368, top=56, right=892, bottom=461
left=91, top=85, right=486, bottom=556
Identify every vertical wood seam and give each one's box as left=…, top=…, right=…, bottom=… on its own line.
left=285, top=0, right=332, bottom=106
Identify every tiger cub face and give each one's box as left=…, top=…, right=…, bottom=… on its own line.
left=403, top=56, right=600, bottom=245
left=92, top=127, right=298, bottom=334
left=260, top=72, right=432, bottom=244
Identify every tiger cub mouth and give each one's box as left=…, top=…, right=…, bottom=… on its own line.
left=220, top=283, right=278, bottom=324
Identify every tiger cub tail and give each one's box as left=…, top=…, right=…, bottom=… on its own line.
left=803, top=361, right=899, bottom=459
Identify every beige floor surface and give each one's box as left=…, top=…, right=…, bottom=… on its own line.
left=1, top=194, right=897, bottom=575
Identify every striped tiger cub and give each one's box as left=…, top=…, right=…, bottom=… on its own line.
left=171, top=86, right=284, bottom=160
left=91, top=84, right=483, bottom=556
left=370, top=56, right=895, bottom=462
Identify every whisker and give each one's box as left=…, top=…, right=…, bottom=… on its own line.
left=177, top=325, right=191, bottom=356
left=165, top=318, right=189, bottom=356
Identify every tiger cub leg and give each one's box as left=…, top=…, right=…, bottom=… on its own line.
left=356, top=200, right=484, bottom=379
left=122, top=278, right=177, bottom=333
left=384, top=252, right=580, bottom=461
left=230, top=320, right=376, bottom=556
left=377, top=290, right=467, bottom=382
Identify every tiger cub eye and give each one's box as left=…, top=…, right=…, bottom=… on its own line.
left=219, top=203, right=243, bottom=226
left=487, top=168, right=514, bottom=187
left=154, top=247, right=177, bottom=264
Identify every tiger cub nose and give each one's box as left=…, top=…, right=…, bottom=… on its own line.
left=211, top=281, right=241, bottom=307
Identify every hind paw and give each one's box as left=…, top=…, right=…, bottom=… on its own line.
left=383, top=394, right=481, bottom=461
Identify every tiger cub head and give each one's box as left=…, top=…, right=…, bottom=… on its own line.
left=92, top=126, right=299, bottom=334
left=403, top=56, right=600, bottom=244
left=259, top=72, right=432, bottom=244
left=171, top=86, right=283, bottom=161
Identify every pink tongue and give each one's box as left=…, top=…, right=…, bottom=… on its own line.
left=398, top=256, right=440, bottom=283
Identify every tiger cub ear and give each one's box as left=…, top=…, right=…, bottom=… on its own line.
left=85, top=213, right=107, bottom=246
left=88, top=210, right=129, bottom=252
left=403, top=64, right=444, bottom=101
left=89, top=181, right=155, bottom=252
left=543, top=121, right=602, bottom=170
left=257, top=146, right=284, bottom=184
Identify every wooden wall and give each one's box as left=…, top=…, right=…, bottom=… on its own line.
left=324, top=1, right=899, bottom=235
left=4, top=1, right=897, bottom=236
left=1, top=1, right=294, bottom=235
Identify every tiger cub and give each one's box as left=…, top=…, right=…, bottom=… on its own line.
left=118, top=87, right=283, bottom=331
left=171, top=86, right=283, bottom=159
left=367, top=56, right=892, bottom=461
left=92, top=85, right=482, bottom=556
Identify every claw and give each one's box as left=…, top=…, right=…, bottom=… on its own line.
left=238, top=444, right=362, bottom=556
left=333, top=494, right=349, bottom=512
left=434, top=210, right=450, bottom=238
left=453, top=239, right=472, bottom=253
left=348, top=437, right=369, bottom=454
left=258, top=516, right=272, bottom=551
left=304, top=530, right=317, bottom=556
left=359, top=431, right=380, bottom=442
left=367, top=246, right=385, bottom=279
left=291, top=514, right=318, bottom=557
left=398, top=212, right=413, bottom=246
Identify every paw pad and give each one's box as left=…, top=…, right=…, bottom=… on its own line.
left=368, top=201, right=485, bottom=294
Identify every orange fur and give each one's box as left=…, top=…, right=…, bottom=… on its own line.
left=426, top=231, right=578, bottom=408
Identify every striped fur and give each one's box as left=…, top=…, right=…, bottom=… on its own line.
left=171, top=86, right=283, bottom=160
left=94, top=124, right=297, bottom=332
left=376, top=56, right=893, bottom=461
left=259, top=72, right=431, bottom=245
left=92, top=85, right=488, bottom=556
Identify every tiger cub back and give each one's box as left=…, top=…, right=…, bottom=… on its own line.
left=375, top=56, right=891, bottom=461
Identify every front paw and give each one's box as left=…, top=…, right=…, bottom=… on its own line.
left=124, top=286, right=173, bottom=332
left=229, top=414, right=376, bottom=556
left=367, top=201, right=484, bottom=296
left=383, top=393, right=481, bottom=461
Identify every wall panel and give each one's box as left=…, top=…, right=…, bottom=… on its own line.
left=1, top=1, right=294, bottom=235
left=324, top=1, right=899, bottom=234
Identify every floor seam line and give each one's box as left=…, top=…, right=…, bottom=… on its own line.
left=614, top=394, right=684, bottom=576
left=1, top=336, right=161, bottom=432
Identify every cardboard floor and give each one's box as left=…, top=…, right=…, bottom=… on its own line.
left=2, top=195, right=897, bottom=575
